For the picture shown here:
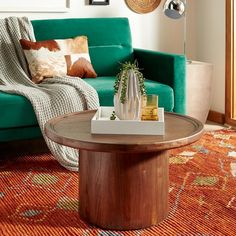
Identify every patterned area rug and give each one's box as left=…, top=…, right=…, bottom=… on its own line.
left=1, top=128, right=236, bottom=236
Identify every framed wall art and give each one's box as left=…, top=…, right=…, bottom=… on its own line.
left=0, top=0, right=70, bottom=12
left=89, top=0, right=109, bottom=5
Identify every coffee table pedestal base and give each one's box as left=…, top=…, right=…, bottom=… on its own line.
left=79, top=150, right=169, bottom=230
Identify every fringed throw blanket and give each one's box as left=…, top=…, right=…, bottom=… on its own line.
left=0, top=17, right=99, bottom=171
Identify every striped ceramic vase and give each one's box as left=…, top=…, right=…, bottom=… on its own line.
left=114, top=69, right=142, bottom=120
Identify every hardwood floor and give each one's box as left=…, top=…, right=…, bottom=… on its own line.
left=204, top=121, right=226, bottom=132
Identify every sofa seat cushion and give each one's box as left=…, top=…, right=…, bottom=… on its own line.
left=0, top=77, right=174, bottom=129
left=0, top=92, right=37, bottom=129
left=0, top=126, right=42, bottom=142
left=85, top=76, right=174, bottom=111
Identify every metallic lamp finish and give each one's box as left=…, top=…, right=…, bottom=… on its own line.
left=163, top=0, right=185, bottom=19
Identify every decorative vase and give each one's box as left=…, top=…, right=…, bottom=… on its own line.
left=114, top=69, right=143, bottom=120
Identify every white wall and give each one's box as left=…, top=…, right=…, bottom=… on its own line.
left=160, top=0, right=225, bottom=114
left=0, top=0, right=225, bottom=113
left=0, top=0, right=186, bottom=52
left=192, top=0, right=225, bottom=114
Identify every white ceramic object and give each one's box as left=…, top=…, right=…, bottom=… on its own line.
left=186, top=61, right=213, bottom=124
left=114, top=70, right=142, bottom=120
left=91, top=106, right=165, bottom=135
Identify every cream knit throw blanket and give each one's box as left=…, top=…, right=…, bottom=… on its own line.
left=0, top=17, right=99, bottom=171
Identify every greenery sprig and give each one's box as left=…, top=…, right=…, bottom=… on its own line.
left=114, top=60, right=146, bottom=104
left=110, top=111, right=116, bottom=120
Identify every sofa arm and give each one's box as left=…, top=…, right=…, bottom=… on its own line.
left=134, top=48, right=186, bottom=114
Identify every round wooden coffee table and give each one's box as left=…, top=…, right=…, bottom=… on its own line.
left=45, top=110, right=204, bottom=230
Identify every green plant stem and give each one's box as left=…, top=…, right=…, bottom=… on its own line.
left=114, top=60, right=146, bottom=104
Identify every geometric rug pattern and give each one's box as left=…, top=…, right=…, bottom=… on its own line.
left=1, top=128, right=236, bottom=235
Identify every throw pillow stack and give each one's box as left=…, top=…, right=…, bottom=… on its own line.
left=20, top=36, right=97, bottom=83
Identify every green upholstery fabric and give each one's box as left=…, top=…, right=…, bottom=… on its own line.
left=86, top=77, right=174, bottom=110
left=134, top=48, right=186, bottom=114
left=0, top=92, right=37, bottom=129
left=0, top=77, right=174, bottom=130
left=0, top=126, right=42, bottom=142
left=0, top=17, right=186, bottom=142
left=145, top=79, right=174, bottom=111
left=31, top=18, right=133, bottom=76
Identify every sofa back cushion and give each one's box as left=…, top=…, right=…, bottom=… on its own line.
left=31, top=18, right=133, bottom=76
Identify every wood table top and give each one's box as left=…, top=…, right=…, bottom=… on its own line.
left=45, top=110, right=204, bottom=153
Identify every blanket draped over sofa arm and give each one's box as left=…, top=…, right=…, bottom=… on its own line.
left=0, top=17, right=99, bottom=171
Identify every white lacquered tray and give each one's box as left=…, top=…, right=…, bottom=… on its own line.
left=91, top=106, right=165, bottom=135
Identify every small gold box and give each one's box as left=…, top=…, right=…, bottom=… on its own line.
left=141, top=95, right=159, bottom=121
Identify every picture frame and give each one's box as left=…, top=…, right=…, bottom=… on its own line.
left=89, top=0, right=109, bottom=5
left=0, top=0, right=70, bottom=12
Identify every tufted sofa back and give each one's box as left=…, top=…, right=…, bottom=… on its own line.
left=31, top=18, right=133, bottom=76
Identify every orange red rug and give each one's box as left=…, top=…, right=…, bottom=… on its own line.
left=1, top=128, right=236, bottom=235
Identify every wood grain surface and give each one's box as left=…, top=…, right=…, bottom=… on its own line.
left=79, top=149, right=169, bottom=230
left=45, top=110, right=204, bottom=153
left=45, top=109, right=204, bottom=230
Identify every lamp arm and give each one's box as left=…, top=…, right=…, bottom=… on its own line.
left=183, top=0, right=187, bottom=55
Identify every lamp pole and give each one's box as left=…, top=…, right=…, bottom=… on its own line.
left=163, top=0, right=186, bottom=55
left=183, top=0, right=187, bottom=56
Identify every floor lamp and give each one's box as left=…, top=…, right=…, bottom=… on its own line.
left=163, top=0, right=214, bottom=124
left=163, top=0, right=187, bottom=55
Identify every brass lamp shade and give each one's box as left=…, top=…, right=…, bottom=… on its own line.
left=163, top=0, right=185, bottom=19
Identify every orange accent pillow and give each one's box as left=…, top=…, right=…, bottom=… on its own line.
left=20, top=36, right=97, bottom=84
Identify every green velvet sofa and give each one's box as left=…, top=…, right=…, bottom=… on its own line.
left=0, top=17, right=186, bottom=142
